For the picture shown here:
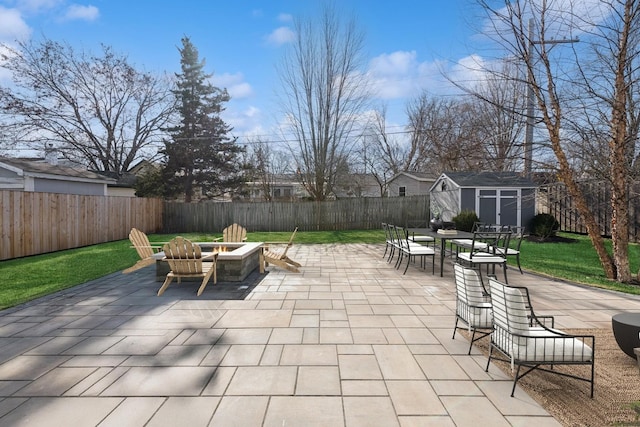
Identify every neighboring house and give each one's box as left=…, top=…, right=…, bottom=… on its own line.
left=0, top=157, right=116, bottom=196
left=95, top=170, right=137, bottom=197
left=333, top=173, right=383, bottom=198
left=244, top=173, right=384, bottom=201
left=429, top=171, right=537, bottom=228
left=387, top=171, right=438, bottom=197
left=244, top=174, right=308, bottom=201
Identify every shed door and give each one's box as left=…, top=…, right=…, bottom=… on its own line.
left=477, top=189, right=520, bottom=226
left=478, top=190, right=497, bottom=224
left=499, top=190, right=519, bottom=226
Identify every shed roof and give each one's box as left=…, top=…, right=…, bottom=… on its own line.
left=0, top=157, right=116, bottom=183
left=389, top=171, right=438, bottom=182
left=439, top=171, right=537, bottom=188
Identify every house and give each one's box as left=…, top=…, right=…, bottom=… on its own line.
left=429, top=171, right=537, bottom=228
left=333, top=173, right=383, bottom=198
left=244, top=174, right=308, bottom=201
left=387, top=171, right=438, bottom=197
left=0, top=157, right=116, bottom=196
left=95, top=170, right=137, bottom=197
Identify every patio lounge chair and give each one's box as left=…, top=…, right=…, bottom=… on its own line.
left=123, top=228, right=163, bottom=273
left=222, top=223, right=247, bottom=242
left=158, top=237, right=218, bottom=296
left=494, top=226, right=526, bottom=274
left=261, top=227, right=301, bottom=273
left=456, top=230, right=511, bottom=283
left=393, top=225, right=435, bottom=274
left=452, top=263, right=493, bottom=354
left=382, top=222, right=402, bottom=262
left=486, top=278, right=595, bottom=398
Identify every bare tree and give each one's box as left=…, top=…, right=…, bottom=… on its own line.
left=478, top=0, right=640, bottom=282
left=404, top=93, right=487, bottom=172
left=277, top=3, right=370, bottom=201
left=0, top=38, right=174, bottom=175
left=471, top=61, right=527, bottom=171
left=246, top=138, right=292, bottom=201
left=355, top=106, right=404, bottom=196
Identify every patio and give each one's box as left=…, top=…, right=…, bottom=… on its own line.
left=0, top=243, right=637, bottom=426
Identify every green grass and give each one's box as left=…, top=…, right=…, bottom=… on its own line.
left=0, top=229, right=638, bottom=310
left=518, top=232, right=640, bottom=294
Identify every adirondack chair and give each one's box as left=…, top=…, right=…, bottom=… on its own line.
left=261, top=228, right=301, bottom=273
left=123, top=228, right=163, bottom=273
left=158, top=237, right=218, bottom=296
left=222, top=223, right=247, bottom=242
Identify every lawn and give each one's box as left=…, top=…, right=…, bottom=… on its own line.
left=0, top=229, right=638, bottom=310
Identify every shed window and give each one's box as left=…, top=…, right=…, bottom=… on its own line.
left=399, top=186, right=406, bottom=197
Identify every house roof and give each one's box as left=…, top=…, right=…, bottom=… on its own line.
left=0, top=157, right=117, bottom=184
left=390, top=171, right=438, bottom=182
left=438, top=171, right=537, bottom=188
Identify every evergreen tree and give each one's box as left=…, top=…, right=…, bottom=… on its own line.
left=163, top=36, right=245, bottom=202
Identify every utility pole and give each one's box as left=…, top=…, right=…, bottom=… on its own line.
left=524, top=18, right=578, bottom=176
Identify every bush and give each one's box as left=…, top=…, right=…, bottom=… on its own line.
left=452, top=210, right=480, bottom=232
left=529, top=213, right=560, bottom=239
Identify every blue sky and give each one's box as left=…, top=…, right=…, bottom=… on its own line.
left=0, top=0, right=488, bottom=145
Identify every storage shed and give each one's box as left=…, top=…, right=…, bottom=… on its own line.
left=429, top=171, right=537, bottom=228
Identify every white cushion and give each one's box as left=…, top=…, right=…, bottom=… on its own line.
left=406, top=246, right=435, bottom=255
left=451, top=239, right=489, bottom=250
left=409, top=235, right=435, bottom=243
left=468, top=302, right=493, bottom=328
left=491, top=247, right=519, bottom=255
left=454, top=264, right=484, bottom=303
left=457, top=252, right=505, bottom=264
left=512, top=329, right=593, bottom=362
left=452, top=239, right=488, bottom=250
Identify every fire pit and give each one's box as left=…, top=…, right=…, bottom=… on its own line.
left=156, top=241, right=264, bottom=282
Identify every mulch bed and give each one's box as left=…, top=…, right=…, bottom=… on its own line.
left=467, top=328, right=640, bottom=426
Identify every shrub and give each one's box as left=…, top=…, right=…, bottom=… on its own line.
left=452, top=210, right=480, bottom=232
left=529, top=213, right=560, bottom=239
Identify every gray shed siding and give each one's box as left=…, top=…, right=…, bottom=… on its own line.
left=34, top=178, right=105, bottom=196
left=460, top=188, right=475, bottom=212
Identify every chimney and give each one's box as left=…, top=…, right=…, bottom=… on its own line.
left=44, top=143, right=58, bottom=165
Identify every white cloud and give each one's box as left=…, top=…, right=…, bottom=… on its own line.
left=448, top=54, right=488, bottom=89
left=0, top=43, right=18, bottom=81
left=277, top=13, right=292, bottom=23
left=367, top=50, right=456, bottom=99
left=222, top=104, right=264, bottom=137
left=211, top=72, right=253, bottom=100
left=266, top=26, right=294, bottom=46
left=228, top=82, right=253, bottom=99
left=0, top=6, right=31, bottom=41
left=61, top=4, right=98, bottom=22
left=15, top=0, right=62, bottom=14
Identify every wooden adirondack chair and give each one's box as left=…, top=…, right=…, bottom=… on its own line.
left=222, top=223, right=247, bottom=242
left=261, top=227, right=301, bottom=273
left=123, top=228, right=163, bottom=273
left=158, top=237, right=218, bottom=296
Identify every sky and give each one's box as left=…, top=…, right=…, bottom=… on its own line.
left=0, top=0, right=491, bottom=148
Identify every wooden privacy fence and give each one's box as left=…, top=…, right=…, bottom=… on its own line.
left=163, top=195, right=431, bottom=233
left=540, top=181, right=640, bottom=241
left=0, top=191, right=163, bottom=260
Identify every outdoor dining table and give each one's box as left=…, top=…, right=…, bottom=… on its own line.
left=407, top=228, right=475, bottom=277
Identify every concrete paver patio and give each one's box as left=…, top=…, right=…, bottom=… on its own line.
left=0, top=243, right=638, bottom=426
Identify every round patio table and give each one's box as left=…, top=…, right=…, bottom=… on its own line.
left=612, top=312, right=640, bottom=358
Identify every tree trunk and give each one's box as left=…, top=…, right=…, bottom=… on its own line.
left=609, top=0, right=633, bottom=283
